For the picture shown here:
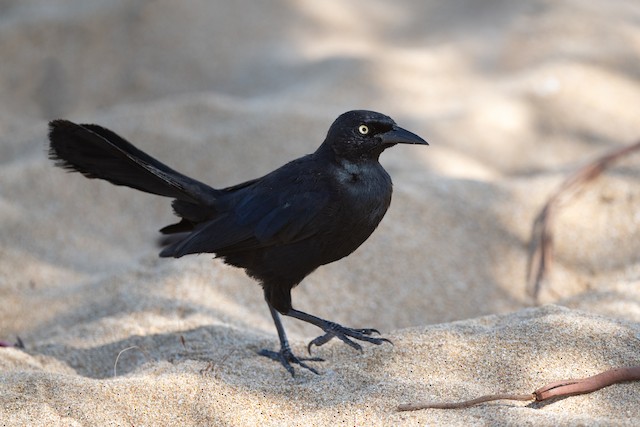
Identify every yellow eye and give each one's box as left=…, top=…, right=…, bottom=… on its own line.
left=358, top=124, right=369, bottom=135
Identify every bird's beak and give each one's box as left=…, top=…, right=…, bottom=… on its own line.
left=379, top=126, right=428, bottom=146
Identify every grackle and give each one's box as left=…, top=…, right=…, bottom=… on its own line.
left=48, top=110, right=428, bottom=376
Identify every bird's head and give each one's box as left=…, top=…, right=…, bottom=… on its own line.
left=322, top=110, right=428, bottom=161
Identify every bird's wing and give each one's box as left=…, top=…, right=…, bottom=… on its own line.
left=237, top=190, right=331, bottom=244
left=160, top=186, right=332, bottom=257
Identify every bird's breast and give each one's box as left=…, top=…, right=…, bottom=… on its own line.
left=329, top=160, right=393, bottom=247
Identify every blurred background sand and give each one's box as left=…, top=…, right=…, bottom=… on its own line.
left=1, top=1, right=639, bottom=425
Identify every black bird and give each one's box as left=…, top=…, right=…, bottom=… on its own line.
left=48, top=110, right=428, bottom=375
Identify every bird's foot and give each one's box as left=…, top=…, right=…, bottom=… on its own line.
left=307, top=322, right=392, bottom=353
left=259, top=346, right=324, bottom=376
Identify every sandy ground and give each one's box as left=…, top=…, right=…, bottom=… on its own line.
left=1, top=0, right=639, bottom=425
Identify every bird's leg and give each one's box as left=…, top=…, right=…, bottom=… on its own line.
left=284, top=308, right=392, bottom=353
left=258, top=303, right=324, bottom=376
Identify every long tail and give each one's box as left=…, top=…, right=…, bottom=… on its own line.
left=48, top=120, right=220, bottom=205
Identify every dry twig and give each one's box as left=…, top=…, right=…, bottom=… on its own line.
left=397, top=365, right=640, bottom=411
left=526, top=140, right=640, bottom=301
left=113, top=345, right=150, bottom=377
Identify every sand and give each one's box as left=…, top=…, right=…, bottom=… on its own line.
left=1, top=0, right=639, bottom=425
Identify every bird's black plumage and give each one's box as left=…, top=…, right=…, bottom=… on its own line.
left=48, top=110, right=428, bottom=375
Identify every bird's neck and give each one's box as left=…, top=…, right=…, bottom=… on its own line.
left=315, top=142, right=383, bottom=166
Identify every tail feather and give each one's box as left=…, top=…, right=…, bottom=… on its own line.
left=48, top=120, right=220, bottom=205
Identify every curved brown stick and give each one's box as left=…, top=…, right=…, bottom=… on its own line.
left=534, top=366, right=640, bottom=401
left=397, top=393, right=534, bottom=411
left=397, top=365, right=640, bottom=411
left=527, top=140, right=640, bottom=301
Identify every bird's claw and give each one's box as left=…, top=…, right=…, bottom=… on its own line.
left=259, top=347, right=324, bottom=376
left=307, top=323, right=392, bottom=354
